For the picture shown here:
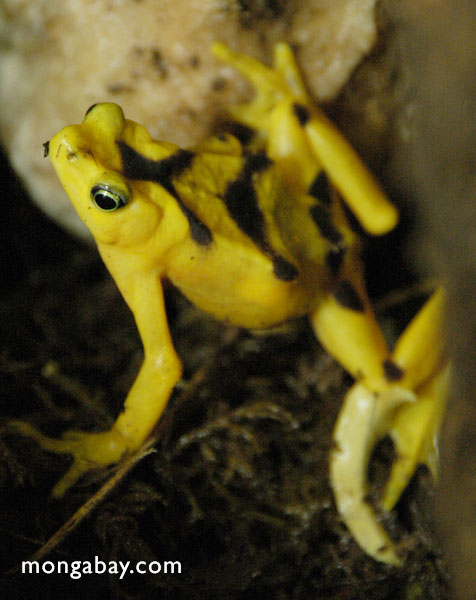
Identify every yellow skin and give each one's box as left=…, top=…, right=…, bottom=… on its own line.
left=12, top=43, right=448, bottom=565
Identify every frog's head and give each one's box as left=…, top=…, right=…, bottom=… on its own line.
left=46, top=103, right=178, bottom=248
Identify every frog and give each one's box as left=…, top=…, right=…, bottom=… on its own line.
left=11, top=42, right=448, bottom=565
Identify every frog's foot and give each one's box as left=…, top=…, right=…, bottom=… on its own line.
left=330, top=288, right=448, bottom=564
left=331, top=367, right=449, bottom=564
left=8, top=421, right=130, bottom=497
left=381, top=364, right=450, bottom=511
left=212, top=41, right=309, bottom=133
left=330, top=382, right=415, bottom=566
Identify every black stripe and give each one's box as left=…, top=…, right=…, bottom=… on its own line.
left=383, top=359, right=404, bottom=382
left=223, top=152, right=271, bottom=249
left=117, top=141, right=212, bottom=245
left=293, top=103, right=310, bottom=126
left=308, top=171, right=332, bottom=206
left=223, top=152, right=298, bottom=282
left=333, top=280, right=364, bottom=312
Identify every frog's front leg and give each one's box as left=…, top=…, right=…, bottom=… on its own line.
left=11, top=269, right=181, bottom=497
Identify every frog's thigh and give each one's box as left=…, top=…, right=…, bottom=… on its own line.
left=310, top=266, right=391, bottom=390
left=300, top=109, right=398, bottom=236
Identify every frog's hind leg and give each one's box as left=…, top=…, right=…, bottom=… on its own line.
left=325, top=287, right=447, bottom=564
left=213, top=43, right=340, bottom=197
left=380, top=289, right=448, bottom=511
left=310, top=252, right=392, bottom=391
left=212, top=42, right=397, bottom=236
left=311, top=254, right=411, bottom=565
left=211, top=42, right=309, bottom=134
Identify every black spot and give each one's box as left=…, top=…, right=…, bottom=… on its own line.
left=229, top=123, right=255, bottom=145
left=186, top=216, right=213, bottom=245
left=272, top=255, right=298, bottom=282
left=244, top=151, right=273, bottom=172
left=309, top=204, right=343, bottom=246
left=118, top=141, right=212, bottom=245
left=43, top=141, right=50, bottom=158
left=85, top=103, right=99, bottom=117
left=308, top=171, right=332, bottom=206
left=383, top=359, right=404, bottom=382
left=333, top=280, right=365, bottom=312
left=325, top=247, right=346, bottom=276
left=293, top=103, right=310, bottom=126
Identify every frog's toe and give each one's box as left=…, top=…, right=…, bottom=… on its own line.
left=330, top=364, right=449, bottom=563
left=8, top=421, right=130, bottom=497
left=50, top=454, right=92, bottom=498
left=211, top=42, right=309, bottom=131
left=330, top=383, right=412, bottom=565
left=7, top=420, right=73, bottom=453
left=381, top=364, right=450, bottom=512
left=51, top=429, right=130, bottom=497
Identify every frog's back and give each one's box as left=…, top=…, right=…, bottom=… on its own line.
left=175, top=143, right=354, bottom=283
left=116, top=129, right=355, bottom=326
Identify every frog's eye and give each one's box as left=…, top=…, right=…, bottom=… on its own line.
left=91, top=185, right=129, bottom=212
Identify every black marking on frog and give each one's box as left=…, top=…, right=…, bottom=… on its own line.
left=325, top=247, right=346, bottom=276
left=383, top=359, right=404, bottom=382
left=334, top=280, right=365, bottom=312
left=308, top=171, right=332, bottom=206
left=293, top=103, right=310, bottom=126
left=223, top=151, right=298, bottom=282
left=272, top=255, right=299, bottom=282
left=309, top=204, right=343, bottom=247
left=118, top=141, right=212, bottom=246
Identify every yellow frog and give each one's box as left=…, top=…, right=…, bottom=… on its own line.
left=12, top=43, right=448, bottom=565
